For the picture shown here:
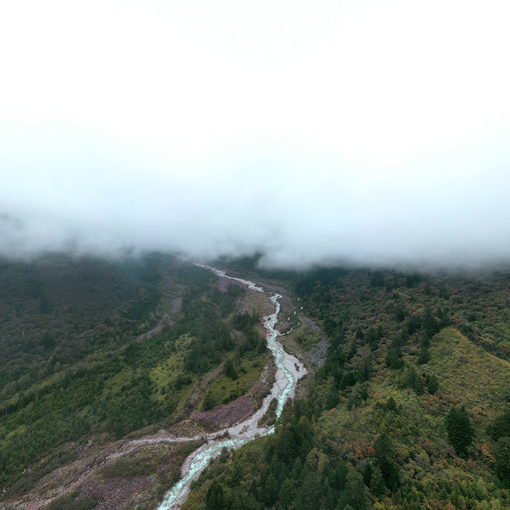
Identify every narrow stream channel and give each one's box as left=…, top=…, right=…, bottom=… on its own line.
left=156, top=265, right=306, bottom=509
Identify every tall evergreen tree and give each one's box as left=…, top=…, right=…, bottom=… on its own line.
left=295, top=470, right=322, bottom=510
left=425, top=374, right=439, bottom=394
left=370, top=465, right=386, bottom=497
left=224, top=359, right=238, bottom=380
left=406, top=366, right=424, bottom=395
left=385, top=396, right=399, bottom=413
left=386, top=341, right=403, bottom=369
left=494, top=437, right=510, bottom=487
left=341, top=467, right=370, bottom=510
left=375, top=433, right=400, bottom=490
left=278, top=478, right=295, bottom=510
left=488, top=410, right=510, bottom=441
left=446, top=407, right=474, bottom=456
left=417, top=335, right=431, bottom=364
left=206, top=481, right=227, bottom=510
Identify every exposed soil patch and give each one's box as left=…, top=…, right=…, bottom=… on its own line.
left=300, top=317, right=329, bottom=367
left=191, top=395, right=257, bottom=429
left=3, top=439, right=201, bottom=510
left=170, top=297, right=182, bottom=314
left=136, top=319, right=175, bottom=341
left=217, top=277, right=244, bottom=293
left=80, top=476, right=150, bottom=510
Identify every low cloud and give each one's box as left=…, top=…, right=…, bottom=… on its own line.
left=1, top=124, right=509, bottom=271
left=1, top=1, right=509, bottom=270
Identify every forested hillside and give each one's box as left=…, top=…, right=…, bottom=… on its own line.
left=3, top=256, right=510, bottom=510
left=0, top=254, right=269, bottom=507
left=185, top=267, right=510, bottom=510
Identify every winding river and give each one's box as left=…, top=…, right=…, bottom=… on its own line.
left=156, top=265, right=306, bottom=509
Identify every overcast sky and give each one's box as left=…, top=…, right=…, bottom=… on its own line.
left=1, top=0, right=509, bottom=269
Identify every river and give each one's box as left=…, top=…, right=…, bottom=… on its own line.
left=156, top=265, right=306, bottom=509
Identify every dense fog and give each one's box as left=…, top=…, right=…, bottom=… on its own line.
left=1, top=0, right=509, bottom=269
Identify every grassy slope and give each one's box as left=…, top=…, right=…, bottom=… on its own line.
left=430, top=327, right=510, bottom=416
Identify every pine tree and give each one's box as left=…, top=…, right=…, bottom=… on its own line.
left=494, top=437, right=510, bottom=487
left=278, top=478, right=294, bottom=510
left=330, top=460, right=348, bottom=491
left=202, top=391, right=216, bottom=411
left=295, top=470, right=322, bottom=510
left=363, top=463, right=373, bottom=486
left=206, top=481, right=227, bottom=510
left=445, top=407, right=474, bottom=456
left=224, top=359, right=238, bottom=380
left=386, top=341, right=403, bottom=369
left=417, top=334, right=431, bottom=365
left=488, top=410, right=510, bottom=441
left=326, top=386, right=339, bottom=409
left=406, top=366, right=424, bottom=395
left=425, top=374, right=439, bottom=394
left=418, top=346, right=430, bottom=365
left=341, top=467, right=370, bottom=510
left=374, top=433, right=400, bottom=490
left=384, top=396, right=398, bottom=413
left=263, top=473, right=279, bottom=505
left=370, top=465, right=386, bottom=497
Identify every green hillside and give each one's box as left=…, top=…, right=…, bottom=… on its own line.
left=184, top=267, right=510, bottom=510
left=0, top=254, right=267, bottom=504
left=3, top=258, right=510, bottom=509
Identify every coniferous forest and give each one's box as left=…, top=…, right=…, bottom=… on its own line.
left=183, top=266, right=510, bottom=510
left=2, top=256, right=510, bottom=509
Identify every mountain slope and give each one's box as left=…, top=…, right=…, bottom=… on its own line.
left=183, top=267, right=510, bottom=510
left=0, top=255, right=274, bottom=509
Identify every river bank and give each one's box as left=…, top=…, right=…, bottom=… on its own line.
left=156, top=265, right=306, bottom=509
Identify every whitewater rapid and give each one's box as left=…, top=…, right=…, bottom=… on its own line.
left=156, top=265, right=306, bottom=509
